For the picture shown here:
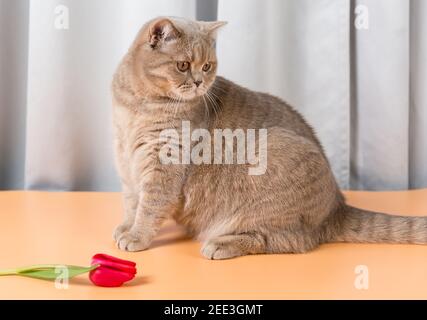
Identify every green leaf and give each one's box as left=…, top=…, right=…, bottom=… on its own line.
left=16, top=264, right=99, bottom=281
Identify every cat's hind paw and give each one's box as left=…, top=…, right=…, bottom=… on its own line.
left=201, top=238, right=244, bottom=260
left=201, top=233, right=266, bottom=260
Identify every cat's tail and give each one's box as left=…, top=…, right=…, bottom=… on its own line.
left=323, top=205, right=427, bottom=244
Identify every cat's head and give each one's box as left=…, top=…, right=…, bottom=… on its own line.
left=131, top=17, right=227, bottom=101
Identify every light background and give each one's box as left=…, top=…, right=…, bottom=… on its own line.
left=0, top=0, right=426, bottom=191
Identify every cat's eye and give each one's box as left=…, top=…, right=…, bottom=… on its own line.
left=177, top=61, right=190, bottom=72
left=202, top=63, right=212, bottom=72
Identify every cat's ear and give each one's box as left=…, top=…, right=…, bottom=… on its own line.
left=148, top=18, right=181, bottom=49
left=200, top=21, right=228, bottom=39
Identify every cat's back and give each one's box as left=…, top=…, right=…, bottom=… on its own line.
left=213, top=76, right=322, bottom=148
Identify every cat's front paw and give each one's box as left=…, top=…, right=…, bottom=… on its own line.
left=116, top=231, right=150, bottom=252
left=113, top=223, right=132, bottom=242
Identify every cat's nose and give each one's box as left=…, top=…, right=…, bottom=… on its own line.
left=194, top=80, right=202, bottom=88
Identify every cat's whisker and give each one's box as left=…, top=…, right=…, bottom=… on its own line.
left=205, top=92, right=217, bottom=116
left=205, top=91, right=220, bottom=119
left=202, top=95, right=210, bottom=121
left=208, top=89, right=224, bottom=107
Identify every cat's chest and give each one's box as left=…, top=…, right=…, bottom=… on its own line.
left=113, top=106, right=164, bottom=157
left=113, top=103, right=208, bottom=157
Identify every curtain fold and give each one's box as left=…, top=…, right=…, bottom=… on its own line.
left=410, top=0, right=427, bottom=189
left=0, top=0, right=29, bottom=190
left=351, top=0, right=410, bottom=190
left=217, top=0, right=351, bottom=188
left=24, top=0, right=196, bottom=191
left=0, top=0, right=426, bottom=191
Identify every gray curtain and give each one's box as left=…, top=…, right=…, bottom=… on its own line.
left=0, top=0, right=426, bottom=191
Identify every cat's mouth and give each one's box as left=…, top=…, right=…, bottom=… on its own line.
left=173, top=85, right=206, bottom=101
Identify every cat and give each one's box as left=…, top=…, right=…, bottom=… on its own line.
left=111, top=16, right=427, bottom=259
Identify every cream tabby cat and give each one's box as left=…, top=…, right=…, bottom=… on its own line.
left=112, top=17, right=427, bottom=260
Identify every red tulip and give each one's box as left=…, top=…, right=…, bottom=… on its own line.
left=89, top=254, right=137, bottom=287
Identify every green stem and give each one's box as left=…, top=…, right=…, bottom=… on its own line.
left=0, top=269, right=18, bottom=276
left=0, top=264, right=99, bottom=279
left=0, top=264, right=70, bottom=276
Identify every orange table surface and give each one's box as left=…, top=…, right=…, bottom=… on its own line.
left=0, top=190, right=427, bottom=300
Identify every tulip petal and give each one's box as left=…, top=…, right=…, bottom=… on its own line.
left=91, top=254, right=137, bottom=275
left=89, top=266, right=135, bottom=287
left=92, top=254, right=136, bottom=267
